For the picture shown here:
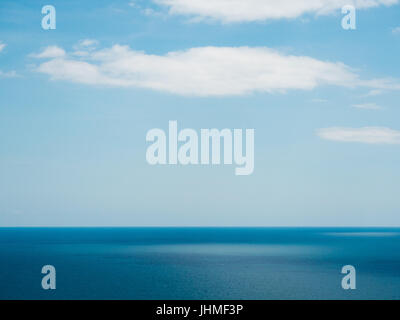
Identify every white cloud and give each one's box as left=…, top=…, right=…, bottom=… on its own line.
left=32, top=44, right=400, bottom=96
left=352, top=103, right=382, bottom=110
left=393, top=27, right=400, bottom=34
left=154, top=0, right=398, bottom=22
left=0, top=42, right=6, bottom=52
left=32, top=46, right=66, bottom=58
left=317, top=127, right=400, bottom=144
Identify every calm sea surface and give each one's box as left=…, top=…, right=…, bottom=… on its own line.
left=0, top=228, right=399, bottom=299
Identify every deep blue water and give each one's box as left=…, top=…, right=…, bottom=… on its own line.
left=0, top=228, right=399, bottom=300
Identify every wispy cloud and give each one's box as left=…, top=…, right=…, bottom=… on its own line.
left=317, top=127, right=400, bottom=144
left=0, top=42, right=18, bottom=78
left=0, top=70, right=18, bottom=78
left=364, top=89, right=384, bottom=97
left=153, top=0, right=399, bottom=23
left=74, top=39, right=99, bottom=50
left=392, top=27, right=400, bottom=34
left=352, top=103, right=383, bottom=110
left=72, top=39, right=99, bottom=57
left=130, top=1, right=166, bottom=17
left=129, top=1, right=138, bottom=7
left=311, top=98, right=328, bottom=103
left=32, top=44, right=400, bottom=96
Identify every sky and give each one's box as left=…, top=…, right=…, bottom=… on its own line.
left=0, top=0, right=400, bottom=226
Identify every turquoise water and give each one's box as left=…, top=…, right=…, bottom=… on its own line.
left=0, top=228, right=399, bottom=300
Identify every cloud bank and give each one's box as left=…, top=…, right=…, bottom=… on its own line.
left=317, top=127, right=400, bottom=144
left=153, top=0, right=398, bottom=22
left=0, top=42, right=6, bottom=52
left=33, top=44, right=400, bottom=96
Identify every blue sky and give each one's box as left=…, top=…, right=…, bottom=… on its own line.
left=1, top=0, right=400, bottom=226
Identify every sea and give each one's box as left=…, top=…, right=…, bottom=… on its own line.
left=0, top=227, right=399, bottom=300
